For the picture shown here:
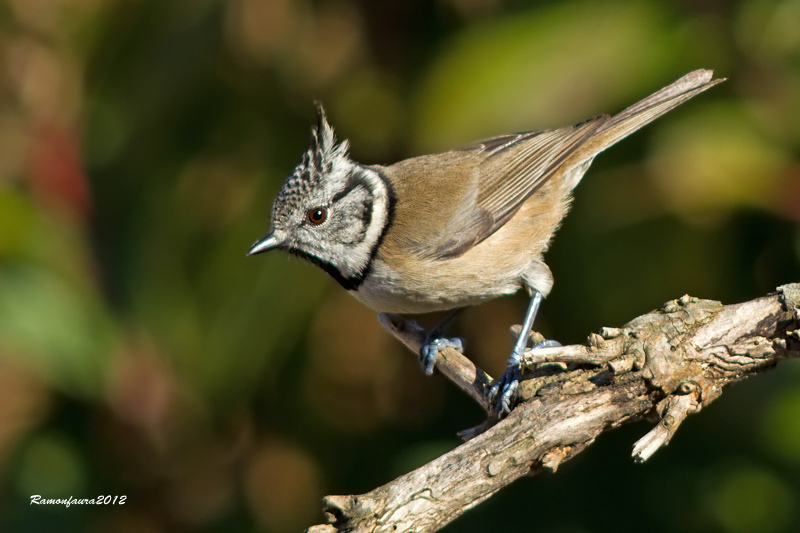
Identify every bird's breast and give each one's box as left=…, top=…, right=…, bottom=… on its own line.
left=352, top=233, right=536, bottom=314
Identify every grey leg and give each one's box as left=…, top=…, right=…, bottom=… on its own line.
left=490, top=290, right=545, bottom=415
left=513, top=291, right=544, bottom=359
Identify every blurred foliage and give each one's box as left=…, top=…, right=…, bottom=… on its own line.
left=0, top=0, right=798, bottom=531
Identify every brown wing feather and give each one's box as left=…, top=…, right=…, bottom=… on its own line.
left=429, top=117, right=607, bottom=259
left=390, top=69, right=724, bottom=262
left=475, top=117, right=607, bottom=228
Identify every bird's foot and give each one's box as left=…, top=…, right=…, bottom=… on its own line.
left=489, top=338, right=562, bottom=416
left=419, top=337, right=464, bottom=376
left=489, top=362, right=521, bottom=416
left=532, top=339, right=562, bottom=351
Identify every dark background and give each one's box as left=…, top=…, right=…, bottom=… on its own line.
left=1, top=0, right=799, bottom=531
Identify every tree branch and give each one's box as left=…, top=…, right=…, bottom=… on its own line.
left=307, top=284, right=800, bottom=533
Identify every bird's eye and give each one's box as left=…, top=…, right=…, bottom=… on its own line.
left=307, top=207, right=327, bottom=225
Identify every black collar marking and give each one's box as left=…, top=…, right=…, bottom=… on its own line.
left=287, top=248, right=365, bottom=291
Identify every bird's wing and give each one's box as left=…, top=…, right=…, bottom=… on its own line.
left=420, top=116, right=607, bottom=259
left=421, top=69, right=725, bottom=260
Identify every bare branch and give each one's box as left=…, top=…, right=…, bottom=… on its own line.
left=308, top=284, right=800, bottom=533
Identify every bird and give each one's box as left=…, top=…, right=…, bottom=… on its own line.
left=248, top=69, right=723, bottom=415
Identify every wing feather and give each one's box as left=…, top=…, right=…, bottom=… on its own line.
left=400, top=69, right=724, bottom=261
left=428, top=117, right=607, bottom=259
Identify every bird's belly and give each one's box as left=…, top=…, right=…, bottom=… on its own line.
left=352, top=258, right=523, bottom=314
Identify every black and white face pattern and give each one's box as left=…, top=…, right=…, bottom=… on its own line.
left=267, top=106, right=392, bottom=290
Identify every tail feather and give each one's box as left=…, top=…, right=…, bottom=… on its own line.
left=592, top=69, right=725, bottom=150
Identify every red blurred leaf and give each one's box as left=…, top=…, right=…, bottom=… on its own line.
left=28, top=121, right=91, bottom=222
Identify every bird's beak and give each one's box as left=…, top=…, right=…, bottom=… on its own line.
left=247, top=233, right=282, bottom=256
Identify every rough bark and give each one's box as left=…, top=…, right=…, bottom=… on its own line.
left=307, top=284, right=800, bottom=533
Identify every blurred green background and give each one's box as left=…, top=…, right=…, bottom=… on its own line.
left=0, top=0, right=799, bottom=531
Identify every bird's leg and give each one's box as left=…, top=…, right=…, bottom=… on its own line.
left=418, top=309, right=464, bottom=376
left=490, top=290, right=560, bottom=415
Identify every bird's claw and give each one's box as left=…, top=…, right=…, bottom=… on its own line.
left=489, top=363, right=521, bottom=415
left=419, top=337, right=464, bottom=376
left=489, top=338, right=562, bottom=416
left=533, top=339, right=562, bottom=350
